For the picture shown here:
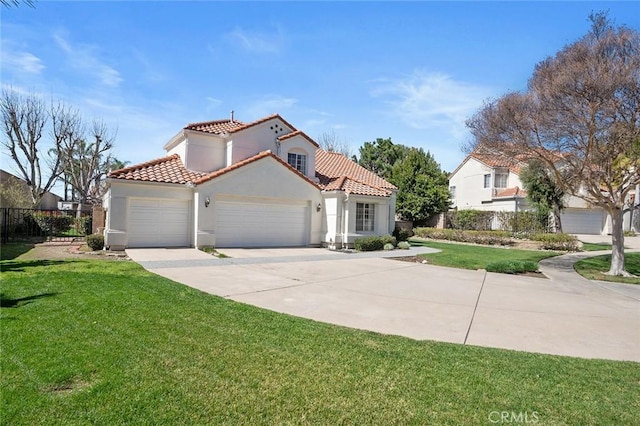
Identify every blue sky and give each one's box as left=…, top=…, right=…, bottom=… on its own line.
left=2, top=1, right=639, bottom=179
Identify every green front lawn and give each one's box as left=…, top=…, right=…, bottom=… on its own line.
left=574, top=253, right=640, bottom=284
left=410, top=240, right=559, bottom=271
left=2, top=259, right=638, bottom=424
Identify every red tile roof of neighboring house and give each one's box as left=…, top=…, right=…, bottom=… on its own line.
left=493, top=186, right=527, bottom=199
left=194, top=150, right=321, bottom=188
left=470, top=152, right=524, bottom=174
left=185, top=114, right=298, bottom=136
left=315, top=150, right=396, bottom=197
left=107, top=154, right=207, bottom=184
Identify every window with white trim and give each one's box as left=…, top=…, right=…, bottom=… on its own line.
left=287, top=152, right=307, bottom=174
left=449, top=186, right=456, bottom=198
left=356, top=203, right=375, bottom=232
left=483, top=174, right=491, bottom=188
left=494, top=171, right=508, bottom=188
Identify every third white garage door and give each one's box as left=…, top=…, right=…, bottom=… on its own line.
left=214, top=199, right=309, bottom=247
left=560, top=208, right=605, bottom=235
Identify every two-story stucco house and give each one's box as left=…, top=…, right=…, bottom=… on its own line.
left=103, top=114, right=397, bottom=249
left=448, top=150, right=638, bottom=235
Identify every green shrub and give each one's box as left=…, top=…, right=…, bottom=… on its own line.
left=383, top=243, right=394, bottom=251
left=29, top=212, right=74, bottom=234
left=380, top=235, right=397, bottom=247
left=393, top=227, right=411, bottom=241
left=74, top=216, right=92, bottom=236
left=532, top=233, right=580, bottom=251
left=354, top=236, right=385, bottom=252
left=397, top=241, right=411, bottom=250
left=447, top=210, right=494, bottom=231
left=496, top=211, right=549, bottom=236
left=86, top=234, right=104, bottom=251
left=485, top=260, right=539, bottom=274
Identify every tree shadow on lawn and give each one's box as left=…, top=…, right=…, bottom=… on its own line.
left=0, top=243, right=35, bottom=261
left=0, top=292, right=59, bottom=308
left=0, top=259, right=66, bottom=272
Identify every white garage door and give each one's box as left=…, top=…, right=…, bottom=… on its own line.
left=215, top=199, right=308, bottom=247
left=128, top=198, right=189, bottom=247
left=560, top=208, right=604, bottom=235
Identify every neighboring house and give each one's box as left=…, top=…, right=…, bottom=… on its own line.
left=448, top=151, right=637, bottom=235
left=103, top=114, right=397, bottom=249
left=0, top=169, right=62, bottom=210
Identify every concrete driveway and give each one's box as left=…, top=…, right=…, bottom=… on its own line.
left=126, top=246, right=640, bottom=362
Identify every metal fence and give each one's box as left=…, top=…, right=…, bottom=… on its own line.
left=0, top=208, right=92, bottom=244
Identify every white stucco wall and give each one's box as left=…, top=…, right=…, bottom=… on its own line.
left=194, top=156, right=323, bottom=247
left=184, top=133, right=226, bottom=172
left=449, top=158, right=522, bottom=211
left=229, top=118, right=293, bottom=165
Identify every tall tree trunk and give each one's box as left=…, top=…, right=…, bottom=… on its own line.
left=607, top=207, right=627, bottom=276
left=553, top=205, right=563, bottom=233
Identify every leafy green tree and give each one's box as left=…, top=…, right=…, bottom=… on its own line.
left=520, top=160, right=565, bottom=233
left=357, top=138, right=409, bottom=180
left=389, top=148, right=450, bottom=223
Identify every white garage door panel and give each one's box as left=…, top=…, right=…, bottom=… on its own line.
left=561, top=209, right=604, bottom=235
left=128, top=199, right=189, bottom=247
left=215, top=200, right=308, bottom=247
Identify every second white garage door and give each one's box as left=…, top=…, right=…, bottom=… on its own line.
left=215, top=199, right=309, bottom=247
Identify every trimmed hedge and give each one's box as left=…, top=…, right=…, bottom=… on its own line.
left=531, top=233, right=580, bottom=251
left=413, top=227, right=513, bottom=246
left=485, top=260, right=539, bottom=274
left=354, top=235, right=397, bottom=252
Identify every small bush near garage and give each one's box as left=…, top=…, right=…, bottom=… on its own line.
left=485, top=260, right=539, bottom=274
left=532, top=233, right=580, bottom=251
left=398, top=241, right=411, bottom=250
left=383, top=243, right=394, bottom=251
left=86, top=234, right=104, bottom=251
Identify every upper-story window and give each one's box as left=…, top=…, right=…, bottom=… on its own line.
left=449, top=186, right=456, bottom=198
left=287, top=152, right=307, bottom=174
left=494, top=171, right=508, bottom=188
left=483, top=174, right=491, bottom=188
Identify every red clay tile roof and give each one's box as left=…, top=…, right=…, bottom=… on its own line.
left=185, top=119, right=247, bottom=134
left=315, top=149, right=396, bottom=197
left=277, top=130, right=320, bottom=148
left=470, top=152, right=524, bottom=174
left=493, top=186, right=527, bottom=198
left=194, top=150, right=321, bottom=189
left=108, top=154, right=207, bottom=184
left=185, top=114, right=298, bottom=136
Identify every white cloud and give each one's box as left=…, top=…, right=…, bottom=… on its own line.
left=225, top=26, right=285, bottom=54
left=371, top=71, right=492, bottom=139
left=1, top=50, right=45, bottom=74
left=53, top=32, right=123, bottom=87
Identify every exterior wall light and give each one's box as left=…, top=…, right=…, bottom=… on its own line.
left=204, top=196, right=211, bottom=208
left=316, top=203, right=322, bottom=212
